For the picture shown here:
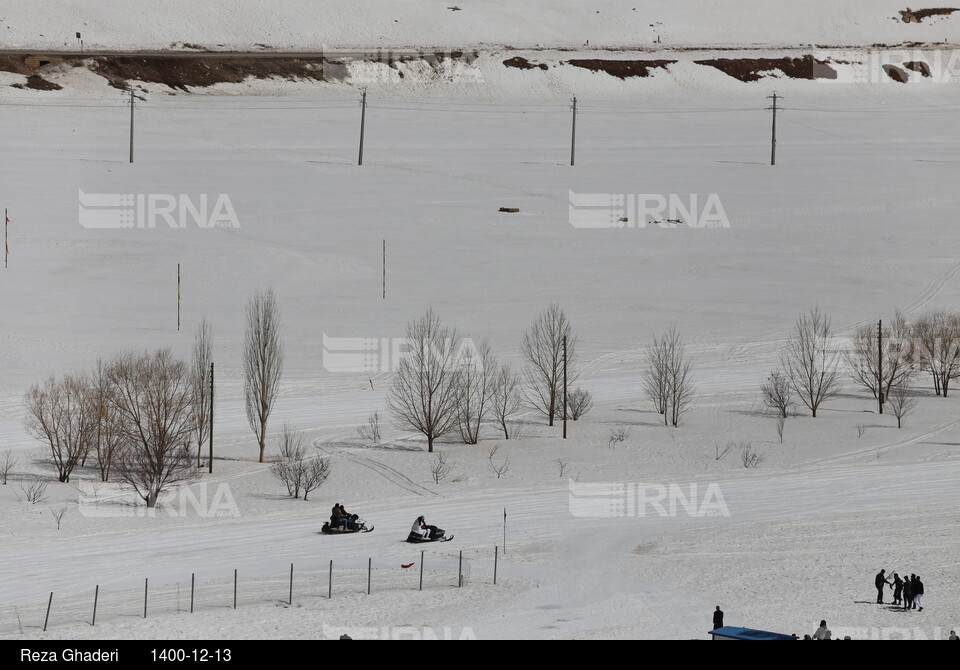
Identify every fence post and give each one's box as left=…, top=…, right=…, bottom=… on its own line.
left=190, top=573, right=195, bottom=613
left=419, top=551, right=424, bottom=591
left=458, top=551, right=463, bottom=587
left=43, top=592, right=53, bottom=632
left=328, top=560, right=333, bottom=599
left=289, top=563, right=294, bottom=605
left=92, top=585, right=99, bottom=626
left=143, top=578, right=148, bottom=618
left=233, top=569, right=237, bottom=609
left=494, top=546, right=498, bottom=585
left=367, top=558, right=372, bottom=595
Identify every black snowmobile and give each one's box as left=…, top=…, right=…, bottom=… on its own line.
left=321, top=514, right=373, bottom=534
left=405, top=521, right=453, bottom=543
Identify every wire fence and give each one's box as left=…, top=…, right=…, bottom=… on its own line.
left=0, top=546, right=499, bottom=636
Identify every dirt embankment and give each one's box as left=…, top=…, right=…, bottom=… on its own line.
left=694, top=55, right=837, bottom=81
left=565, top=59, right=675, bottom=78
left=899, top=7, right=960, bottom=22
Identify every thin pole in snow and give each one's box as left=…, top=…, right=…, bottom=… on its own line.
left=358, top=89, right=367, bottom=166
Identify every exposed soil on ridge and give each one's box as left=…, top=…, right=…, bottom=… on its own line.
left=503, top=56, right=548, bottom=70
left=565, top=59, right=674, bottom=78
left=899, top=7, right=960, bottom=22
left=694, top=55, right=837, bottom=82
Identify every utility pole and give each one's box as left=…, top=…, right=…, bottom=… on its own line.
left=878, top=320, right=884, bottom=414
left=358, top=88, right=366, bottom=166
left=208, top=362, right=214, bottom=473
left=382, top=239, right=386, bottom=299
left=563, top=335, right=568, bottom=439
left=766, top=92, right=781, bottom=166
left=128, top=88, right=135, bottom=164
left=570, top=96, right=577, bottom=166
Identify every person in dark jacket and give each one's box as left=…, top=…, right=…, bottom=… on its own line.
left=903, top=574, right=913, bottom=610
left=913, top=575, right=924, bottom=611
left=892, top=573, right=904, bottom=605
left=713, top=606, right=724, bottom=630
left=875, top=569, right=891, bottom=604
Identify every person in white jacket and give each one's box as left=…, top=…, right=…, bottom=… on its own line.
left=812, top=620, right=830, bottom=640
left=411, top=516, right=431, bottom=540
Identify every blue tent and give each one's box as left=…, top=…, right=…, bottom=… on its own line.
left=710, top=626, right=798, bottom=640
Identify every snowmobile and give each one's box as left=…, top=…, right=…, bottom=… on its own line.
left=405, top=524, right=453, bottom=543
left=321, top=514, right=373, bottom=534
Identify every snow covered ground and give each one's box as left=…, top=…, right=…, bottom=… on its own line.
left=1, top=0, right=958, bottom=51
left=1, top=8, right=960, bottom=640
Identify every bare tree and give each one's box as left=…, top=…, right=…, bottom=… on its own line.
left=644, top=326, right=694, bottom=426
left=357, top=411, right=383, bottom=446
left=761, top=370, right=793, bottom=418
left=191, top=318, right=213, bottom=467
left=454, top=339, right=497, bottom=444
left=271, top=424, right=307, bottom=498
left=521, top=302, right=577, bottom=426
left=430, top=450, right=453, bottom=484
left=913, top=310, right=960, bottom=397
left=388, top=308, right=462, bottom=452
left=108, top=350, right=199, bottom=507
left=775, top=415, right=786, bottom=444
left=844, top=312, right=915, bottom=402
left=1, top=449, right=18, bottom=485
left=887, top=383, right=918, bottom=429
left=782, top=306, right=841, bottom=417
left=301, top=456, right=331, bottom=501
left=566, top=388, right=593, bottom=421
left=23, top=374, right=96, bottom=483
left=491, top=364, right=522, bottom=439
left=90, top=359, right=125, bottom=482
left=487, top=443, right=510, bottom=478
left=244, top=288, right=284, bottom=463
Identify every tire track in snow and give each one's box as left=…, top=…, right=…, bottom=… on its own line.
left=313, top=434, right=440, bottom=498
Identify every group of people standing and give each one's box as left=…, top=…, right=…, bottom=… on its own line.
left=876, top=569, right=924, bottom=611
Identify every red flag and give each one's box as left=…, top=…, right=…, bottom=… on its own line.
left=401, top=563, right=414, bottom=569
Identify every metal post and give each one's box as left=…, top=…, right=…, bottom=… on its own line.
left=494, top=546, right=498, bottom=585
left=129, top=89, right=135, bottom=164
left=570, top=96, right=577, bottom=166
left=190, top=573, right=195, bottom=613
left=367, top=558, right=372, bottom=595
left=419, top=551, right=424, bottom=591
left=92, top=585, right=99, bottom=626
left=358, top=89, right=366, bottom=166
left=289, top=563, right=294, bottom=605
left=143, top=578, right=148, bottom=618
left=328, top=560, right=333, bottom=599
left=233, top=569, right=237, bottom=609
left=458, top=551, right=463, bottom=588
left=43, top=592, right=53, bottom=632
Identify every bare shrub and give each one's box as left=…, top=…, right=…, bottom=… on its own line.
left=23, top=374, right=96, bottom=483
left=761, top=370, right=793, bottom=418
left=715, top=441, right=735, bottom=460
left=554, top=458, right=569, bottom=477
left=491, top=364, right=522, bottom=439
left=566, top=387, right=593, bottom=421
left=0, top=449, right=17, bottom=485
left=487, top=443, right=510, bottom=478
left=50, top=506, right=67, bottom=530
left=608, top=425, right=631, bottom=448
left=888, top=384, right=918, bottom=429
left=18, top=477, right=48, bottom=504
left=357, top=411, right=382, bottom=446
left=430, top=451, right=453, bottom=484
left=740, top=443, right=765, bottom=468
left=913, top=310, right=960, bottom=397
left=857, top=423, right=867, bottom=438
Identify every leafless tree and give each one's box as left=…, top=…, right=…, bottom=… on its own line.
left=191, top=318, right=213, bottom=467
left=776, top=415, right=786, bottom=444
left=487, top=442, right=510, bottom=478
left=566, top=388, right=593, bottom=421
left=388, top=308, right=462, bottom=452
left=844, top=312, right=916, bottom=402
left=714, top=441, right=735, bottom=460
left=491, top=364, right=522, bottom=439
left=23, top=374, right=97, bottom=483
left=740, top=443, right=765, bottom=468
left=912, top=310, right=960, bottom=397
left=50, top=506, right=67, bottom=530
left=887, top=384, right=918, bottom=429
left=761, top=370, right=793, bottom=418
left=301, top=456, right=331, bottom=501
left=454, top=339, right=497, bottom=444
left=108, top=349, right=199, bottom=507
left=17, top=476, right=48, bottom=504
left=244, top=288, right=284, bottom=463
left=608, top=424, right=631, bottom=448
left=644, top=326, right=694, bottom=427
left=90, top=359, right=125, bottom=482
left=357, top=411, right=383, bottom=446
left=782, top=306, right=841, bottom=417
left=521, top=302, right=577, bottom=426
left=430, top=450, right=453, bottom=484
left=1, top=449, right=17, bottom=485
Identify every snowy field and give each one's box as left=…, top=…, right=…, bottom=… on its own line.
left=1, top=48, right=960, bottom=641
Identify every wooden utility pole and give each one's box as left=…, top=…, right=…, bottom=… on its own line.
left=878, top=320, right=884, bottom=414
left=129, top=89, right=135, bottom=164
left=766, top=92, right=781, bottom=166
left=382, top=239, right=386, bottom=299
left=570, top=96, right=577, bottom=166
left=358, top=89, right=367, bottom=166
left=563, top=335, right=568, bottom=439
left=208, top=362, right=214, bottom=473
